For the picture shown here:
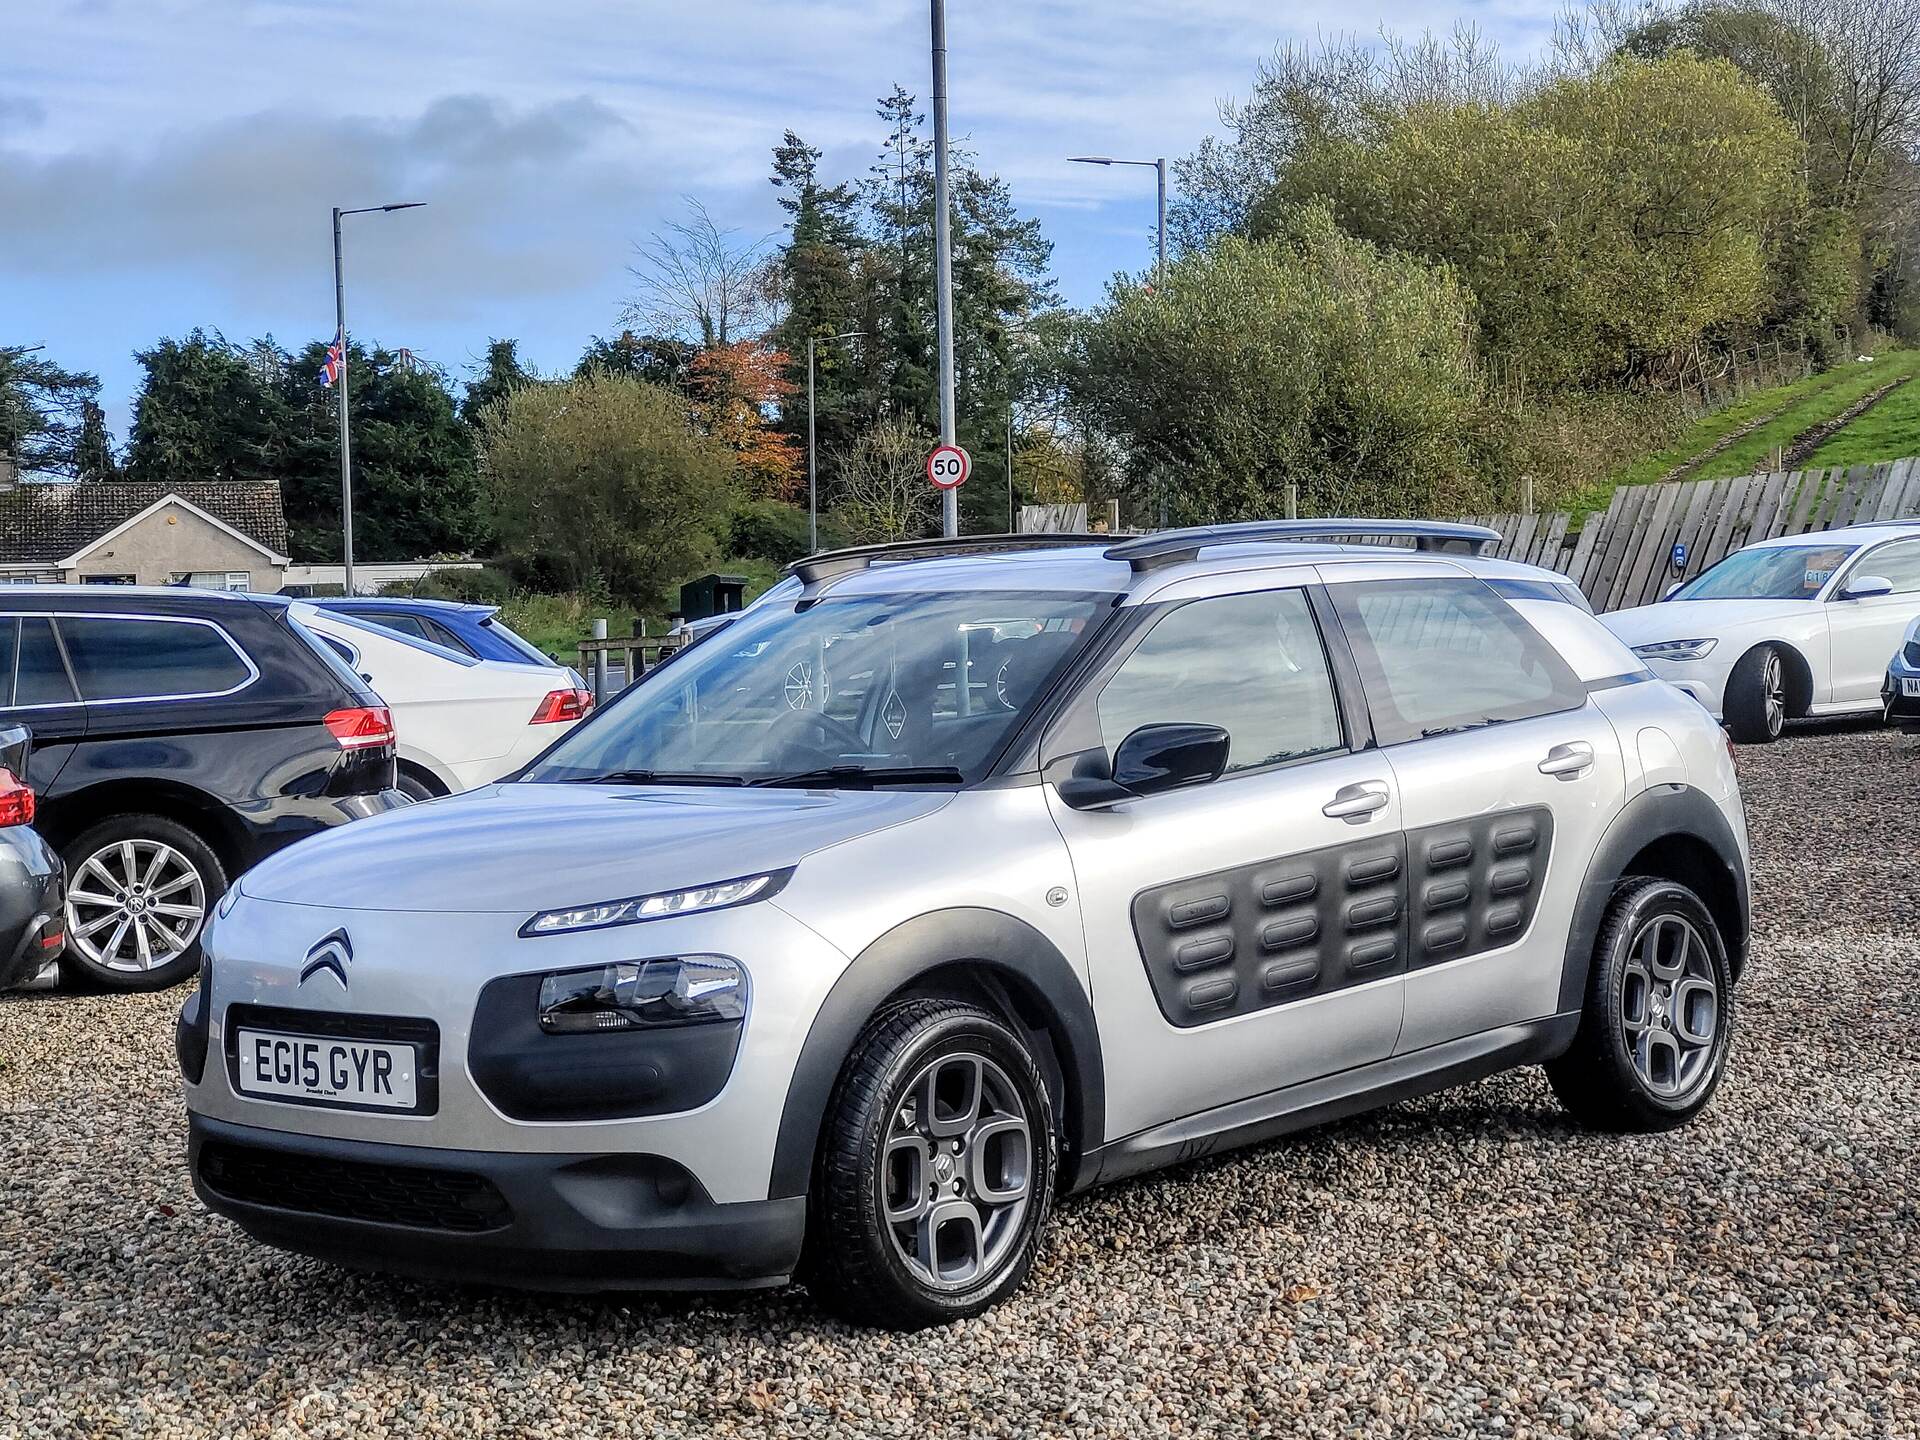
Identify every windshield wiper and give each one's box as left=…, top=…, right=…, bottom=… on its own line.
left=751, top=765, right=965, bottom=788
left=557, top=769, right=746, bottom=786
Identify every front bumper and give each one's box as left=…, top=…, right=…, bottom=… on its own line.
left=1883, top=658, right=1920, bottom=730
left=190, top=1113, right=805, bottom=1290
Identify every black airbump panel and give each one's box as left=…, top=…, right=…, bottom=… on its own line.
left=1406, top=806, right=1554, bottom=968
left=1131, top=834, right=1409, bottom=1027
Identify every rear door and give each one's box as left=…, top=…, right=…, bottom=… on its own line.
left=0, top=610, right=89, bottom=793
left=1824, top=538, right=1920, bottom=706
left=1321, top=568, right=1629, bottom=1054
left=1044, top=574, right=1409, bottom=1141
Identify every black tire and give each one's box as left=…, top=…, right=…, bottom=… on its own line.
left=1724, top=643, right=1788, bottom=743
left=395, top=770, right=440, bottom=803
left=807, top=998, right=1057, bottom=1329
left=59, top=814, right=227, bottom=992
left=1547, top=876, right=1734, bottom=1132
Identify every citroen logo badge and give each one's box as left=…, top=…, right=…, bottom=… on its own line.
left=299, top=928, right=353, bottom=989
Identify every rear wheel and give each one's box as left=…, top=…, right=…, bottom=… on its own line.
left=807, top=999, right=1056, bottom=1329
left=60, top=815, right=226, bottom=991
left=1724, top=643, right=1788, bottom=743
left=1547, top=877, right=1733, bottom=1132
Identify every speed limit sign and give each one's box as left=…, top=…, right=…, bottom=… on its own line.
left=926, top=443, right=971, bottom=490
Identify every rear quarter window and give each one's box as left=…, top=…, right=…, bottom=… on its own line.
left=58, top=615, right=254, bottom=702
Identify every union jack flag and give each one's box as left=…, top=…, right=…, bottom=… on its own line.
left=319, top=331, right=345, bottom=387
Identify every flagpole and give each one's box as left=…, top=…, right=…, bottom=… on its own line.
left=331, top=207, right=355, bottom=596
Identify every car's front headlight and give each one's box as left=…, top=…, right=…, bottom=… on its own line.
left=1632, top=638, right=1718, bottom=662
left=537, top=956, right=746, bottom=1032
left=520, top=869, right=790, bottom=937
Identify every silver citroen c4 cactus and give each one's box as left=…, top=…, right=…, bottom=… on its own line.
left=179, top=521, right=1750, bottom=1328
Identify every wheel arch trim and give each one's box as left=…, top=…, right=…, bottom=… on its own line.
left=769, top=907, right=1105, bottom=1200
left=1556, top=784, right=1750, bottom=1016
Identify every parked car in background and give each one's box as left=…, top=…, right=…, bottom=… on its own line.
left=1603, top=522, right=1920, bottom=741
left=0, top=724, right=66, bottom=991
left=182, top=523, right=1748, bottom=1327
left=1884, top=613, right=1920, bottom=733
left=290, top=602, right=591, bottom=798
left=0, top=587, right=403, bottom=990
left=308, top=597, right=582, bottom=681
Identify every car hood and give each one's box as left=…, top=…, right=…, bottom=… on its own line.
left=237, top=783, right=952, bottom=913
left=1602, top=598, right=1817, bottom=646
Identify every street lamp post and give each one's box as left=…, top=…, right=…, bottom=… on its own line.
left=930, top=0, right=959, bottom=538
left=807, top=331, right=865, bottom=554
left=1067, top=154, right=1167, bottom=282
left=331, top=202, right=423, bottom=596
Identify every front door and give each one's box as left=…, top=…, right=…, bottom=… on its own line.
left=1044, top=578, right=1408, bottom=1142
left=1825, top=538, right=1920, bottom=707
left=1320, top=572, right=1629, bottom=1053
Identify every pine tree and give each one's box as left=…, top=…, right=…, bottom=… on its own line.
left=74, top=400, right=116, bottom=482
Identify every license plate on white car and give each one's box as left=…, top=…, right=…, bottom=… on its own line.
left=1903, top=678, right=1920, bottom=698
left=234, top=1028, right=418, bottom=1110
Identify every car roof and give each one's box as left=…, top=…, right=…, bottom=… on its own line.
left=311, top=595, right=494, bottom=617
left=0, top=584, right=270, bottom=612
left=789, top=539, right=1575, bottom=601
left=1743, top=521, right=1920, bottom=550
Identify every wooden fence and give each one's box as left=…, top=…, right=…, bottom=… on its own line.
left=1462, top=456, right=1920, bottom=612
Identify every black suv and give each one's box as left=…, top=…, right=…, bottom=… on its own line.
left=0, top=587, right=404, bottom=990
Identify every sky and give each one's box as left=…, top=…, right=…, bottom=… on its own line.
left=2, top=0, right=1561, bottom=441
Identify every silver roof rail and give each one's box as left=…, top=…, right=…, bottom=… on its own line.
left=786, top=533, right=1112, bottom=588
left=1104, top=519, right=1503, bottom=572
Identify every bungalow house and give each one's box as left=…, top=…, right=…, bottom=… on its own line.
left=0, top=470, right=291, bottom=591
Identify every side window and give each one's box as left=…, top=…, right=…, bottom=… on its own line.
left=1097, top=588, right=1345, bottom=775
left=16, top=618, right=77, bottom=706
left=1855, top=540, right=1920, bottom=595
left=363, top=612, right=436, bottom=642
left=1329, top=578, right=1584, bottom=745
left=58, top=617, right=252, bottom=702
left=0, top=619, right=16, bottom=706
left=422, top=619, right=478, bottom=657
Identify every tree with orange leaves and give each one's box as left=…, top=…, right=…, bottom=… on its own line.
left=688, top=339, right=803, bottom=499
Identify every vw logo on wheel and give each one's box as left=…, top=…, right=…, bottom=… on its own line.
left=299, top=928, right=354, bottom=989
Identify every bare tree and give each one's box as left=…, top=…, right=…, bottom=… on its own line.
left=832, top=414, right=937, bottom=542
left=623, top=199, right=775, bottom=348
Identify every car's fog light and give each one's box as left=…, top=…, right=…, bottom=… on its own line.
left=538, top=956, right=746, bottom=1032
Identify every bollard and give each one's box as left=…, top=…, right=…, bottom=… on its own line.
left=591, top=617, right=609, bottom=701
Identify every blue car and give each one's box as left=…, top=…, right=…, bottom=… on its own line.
left=307, top=597, right=572, bottom=674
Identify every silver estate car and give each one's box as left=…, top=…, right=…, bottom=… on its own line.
left=179, top=522, right=1750, bottom=1328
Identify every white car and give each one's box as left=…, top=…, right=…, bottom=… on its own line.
left=1603, top=522, right=1920, bottom=741
left=291, top=603, right=591, bottom=796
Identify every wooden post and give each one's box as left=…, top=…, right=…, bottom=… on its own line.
left=1286, top=483, right=1299, bottom=520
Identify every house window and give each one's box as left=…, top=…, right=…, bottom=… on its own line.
left=169, top=571, right=253, bottom=592
left=82, top=575, right=136, bottom=585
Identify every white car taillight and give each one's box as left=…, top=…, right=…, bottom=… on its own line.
left=530, top=688, right=594, bottom=725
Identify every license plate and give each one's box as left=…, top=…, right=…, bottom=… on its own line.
left=1903, top=678, right=1920, bottom=698
left=235, top=1028, right=418, bottom=1110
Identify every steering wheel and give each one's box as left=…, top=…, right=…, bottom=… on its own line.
left=767, top=706, right=871, bottom=764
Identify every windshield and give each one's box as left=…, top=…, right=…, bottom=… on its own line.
left=524, top=589, right=1106, bottom=785
left=1670, top=543, right=1859, bottom=601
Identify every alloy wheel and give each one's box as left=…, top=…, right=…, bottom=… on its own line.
left=1619, top=914, right=1720, bottom=1102
left=1763, top=652, right=1785, bottom=735
left=881, top=1051, right=1034, bottom=1291
left=65, top=839, right=207, bottom=974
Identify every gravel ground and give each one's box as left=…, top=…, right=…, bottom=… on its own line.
left=3, top=723, right=1917, bottom=1439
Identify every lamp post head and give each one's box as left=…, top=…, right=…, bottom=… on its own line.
left=1068, top=155, right=1114, bottom=165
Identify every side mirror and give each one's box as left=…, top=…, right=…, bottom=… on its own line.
left=1841, top=575, right=1894, bottom=600
left=1113, top=723, right=1231, bottom=796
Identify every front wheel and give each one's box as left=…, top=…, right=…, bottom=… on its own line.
left=807, top=999, right=1056, bottom=1328
left=1724, top=643, right=1788, bottom=743
left=60, top=815, right=226, bottom=991
left=1547, top=877, right=1734, bottom=1132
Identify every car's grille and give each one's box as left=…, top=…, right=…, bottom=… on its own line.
left=198, top=1140, right=511, bottom=1233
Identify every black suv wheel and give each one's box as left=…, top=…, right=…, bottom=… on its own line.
left=808, top=999, right=1056, bottom=1328
left=60, top=814, right=227, bottom=992
left=1547, top=877, right=1734, bottom=1131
